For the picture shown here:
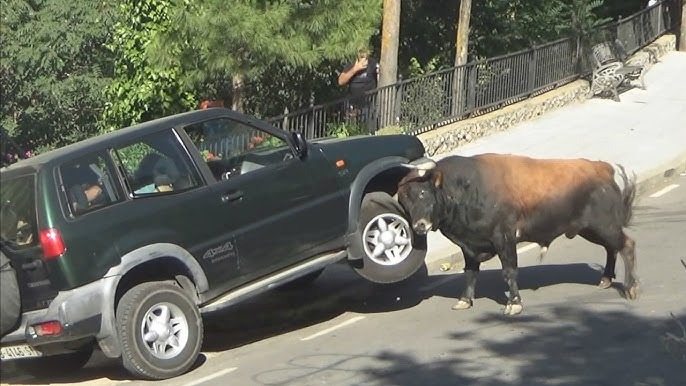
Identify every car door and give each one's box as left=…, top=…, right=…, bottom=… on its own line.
left=180, top=116, right=346, bottom=283
left=111, top=128, right=249, bottom=293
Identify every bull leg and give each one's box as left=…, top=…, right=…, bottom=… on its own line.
left=452, top=255, right=481, bottom=310
left=579, top=230, right=617, bottom=289
left=600, top=246, right=617, bottom=289
left=580, top=228, right=638, bottom=298
left=496, top=239, right=523, bottom=316
left=619, top=234, right=639, bottom=300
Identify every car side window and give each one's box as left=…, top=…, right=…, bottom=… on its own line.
left=60, top=153, right=121, bottom=216
left=183, top=118, right=292, bottom=181
left=113, top=130, right=201, bottom=197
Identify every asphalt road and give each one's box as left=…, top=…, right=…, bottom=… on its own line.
left=2, top=174, right=685, bottom=386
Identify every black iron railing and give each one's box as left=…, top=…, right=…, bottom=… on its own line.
left=266, top=0, right=675, bottom=138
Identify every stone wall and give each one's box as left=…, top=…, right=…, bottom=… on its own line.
left=418, top=34, right=677, bottom=156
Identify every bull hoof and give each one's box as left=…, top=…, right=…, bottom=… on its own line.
left=451, top=299, right=473, bottom=310
left=625, top=284, right=639, bottom=300
left=598, top=276, right=613, bottom=289
left=504, top=302, right=523, bottom=316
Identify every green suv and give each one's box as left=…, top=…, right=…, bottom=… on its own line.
left=0, top=108, right=427, bottom=380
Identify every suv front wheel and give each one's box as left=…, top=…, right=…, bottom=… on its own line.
left=116, top=281, right=203, bottom=380
left=350, top=192, right=427, bottom=283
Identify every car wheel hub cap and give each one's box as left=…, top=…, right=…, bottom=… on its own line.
left=363, top=213, right=413, bottom=266
left=140, top=302, right=189, bottom=360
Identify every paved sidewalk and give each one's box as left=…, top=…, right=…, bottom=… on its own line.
left=425, top=51, right=686, bottom=269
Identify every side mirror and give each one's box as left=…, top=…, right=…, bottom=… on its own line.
left=291, top=132, right=308, bottom=159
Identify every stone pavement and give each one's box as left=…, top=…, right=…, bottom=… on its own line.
left=424, top=50, right=686, bottom=271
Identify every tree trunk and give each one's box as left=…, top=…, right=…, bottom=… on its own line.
left=379, top=0, right=400, bottom=88
left=454, top=0, right=472, bottom=67
left=452, top=0, right=472, bottom=116
left=379, top=0, right=400, bottom=129
left=231, top=73, right=245, bottom=112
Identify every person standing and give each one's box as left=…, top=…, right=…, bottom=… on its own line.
left=338, top=47, right=379, bottom=132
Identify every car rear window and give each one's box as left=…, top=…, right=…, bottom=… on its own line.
left=60, top=153, right=122, bottom=216
left=0, top=174, right=38, bottom=248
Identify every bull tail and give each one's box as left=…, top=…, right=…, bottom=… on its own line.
left=615, top=164, right=637, bottom=227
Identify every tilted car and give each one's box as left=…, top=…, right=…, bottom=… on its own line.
left=0, top=107, right=427, bottom=379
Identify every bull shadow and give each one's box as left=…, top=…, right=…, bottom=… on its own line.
left=427, top=262, right=613, bottom=307
left=200, top=262, right=609, bottom=354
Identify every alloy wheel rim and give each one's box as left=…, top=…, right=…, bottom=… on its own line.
left=362, top=213, right=413, bottom=265
left=140, top=302, right=189, bottom=360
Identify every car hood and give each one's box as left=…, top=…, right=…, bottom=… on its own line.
left=312, top=134, right=425, bottom=165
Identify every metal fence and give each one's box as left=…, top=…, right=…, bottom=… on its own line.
left=266, top=0, right=675, bottom=138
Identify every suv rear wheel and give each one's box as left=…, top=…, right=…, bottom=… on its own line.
left=116, top=281, right=203, bottom=380
left=350, top=192, right=427, bottom=283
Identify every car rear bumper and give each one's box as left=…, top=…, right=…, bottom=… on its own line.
left=1, top=277, right=115, bottom=359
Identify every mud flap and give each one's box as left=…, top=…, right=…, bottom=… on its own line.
left=1, top=251, right=21, bottom=337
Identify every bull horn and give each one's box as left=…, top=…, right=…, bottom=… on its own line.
left=401, top=158, right=437, bottom=170
left=401, top=158, right=437, bottom=177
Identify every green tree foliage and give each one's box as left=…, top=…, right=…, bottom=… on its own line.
left=242, top=59, right=344, bottom=117
left=469, top=0, right=568, bottom=58
left=0, top=0, right=116, bottom=153
left=102, top=0, right=197, bottom=131
left=149, top=0, right=382, bottom=113
left=399, top=0, right=615, bottom=68
left=398, top=0, right=458, bottom=76
left=558, top=0, right=612, bottom=47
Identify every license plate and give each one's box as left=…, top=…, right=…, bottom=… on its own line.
left=1, top=344, right=43, bottom=360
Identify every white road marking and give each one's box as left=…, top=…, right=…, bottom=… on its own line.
left=301, top=316, right=365, bottom=341
left=517, top=243, right=539, bottom=254
left=649, top=184, right=679, bottom=198
left=183, top=367, right=238, bottom=386
left=420, top=275, right=454, bottom=292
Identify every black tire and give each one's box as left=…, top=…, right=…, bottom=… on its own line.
left=0, top=251, right=21, bottom=337
left=277, top=268, right=325, bottom=290
left=14, top=347, right=93, bottom=378
left=116, top=281, right=203, bottom=380
left=349, top=192, right=427, bottom=283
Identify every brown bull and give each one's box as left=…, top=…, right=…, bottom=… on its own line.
left=397, top=154, right=638, bottom=315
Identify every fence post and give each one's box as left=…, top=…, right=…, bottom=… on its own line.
left=378, top=87, right=394, bottom=130
left=527, top=47, right=538, bottom=95
left=283, top=107, right=289, bottom=132
left=394, top=80, right=403, bottom=129
left=467, top=64, right=477, bottom=112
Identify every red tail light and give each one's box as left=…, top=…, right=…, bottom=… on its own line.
left=33, top=321, right=63, bottom=336
left=39, top=228, right=66, bottom=260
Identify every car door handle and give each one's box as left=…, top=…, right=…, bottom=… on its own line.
left=221, top=190, right=243, bottom=203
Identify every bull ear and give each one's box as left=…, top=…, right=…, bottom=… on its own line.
left=431, top=170, right=443, bottom=188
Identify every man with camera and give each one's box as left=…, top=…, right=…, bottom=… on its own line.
left=338, top=47, right=379, bottom=133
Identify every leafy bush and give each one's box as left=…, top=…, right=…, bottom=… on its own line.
left=325, top=122, right=367, bottom=138
left=375, top=125, right=407, bottom=136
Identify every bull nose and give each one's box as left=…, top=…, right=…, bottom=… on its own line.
left=415, top=223, right=426, bottom=233
left=413, top=219, right=432, bottom=234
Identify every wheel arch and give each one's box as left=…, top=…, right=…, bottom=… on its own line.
left=97, top=243, right=208, bottom=358
left=346, top=156, right=412, bottom=235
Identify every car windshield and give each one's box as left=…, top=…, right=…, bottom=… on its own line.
left=0, top=174, right=38, bottom=248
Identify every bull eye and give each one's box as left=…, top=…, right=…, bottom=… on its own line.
left=419, top=189, right=425, bottom=199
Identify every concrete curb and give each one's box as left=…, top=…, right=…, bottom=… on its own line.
left=424, top=154, right=686, bottom=274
